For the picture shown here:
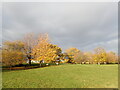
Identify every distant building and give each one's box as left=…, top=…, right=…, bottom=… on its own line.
left=26, top=60, right=39, bottom=63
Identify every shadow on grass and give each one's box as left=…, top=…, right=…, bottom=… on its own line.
left=2, top=63, right=65, bottom=72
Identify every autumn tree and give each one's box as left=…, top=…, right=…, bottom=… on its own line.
left=84, top=52, right=94, bottom=64
left=61, top=53, right=69, bottom=62
left=65, top=48, right=80, bottom=63
left=93, top=47, right=107, bottom=64
left=73, top=52, right=86, bottom=64
left=106, top=51, right=118, bottom=64
left=2, top=50, right=25, bottom=67
left=3, top=40, right=25, bottom=51
left=75, top=52, right=94, bottom=64
left=2, top=41, right=25, bottom=67
left=32, top=33, right=62, bottom=63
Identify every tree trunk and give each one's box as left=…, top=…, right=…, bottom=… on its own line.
left=27, top=55, right=32, bottom=65
left=29, top=60, right=31, bottom=65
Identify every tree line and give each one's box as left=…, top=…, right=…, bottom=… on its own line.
left=65, top=47, right=118, bottom=64
left=1, top=33, right=119, bottom=67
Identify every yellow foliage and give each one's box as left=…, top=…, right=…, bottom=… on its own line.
left=93, top=47, right=107, bottom=63
left=32, top=33, right=62, bottom=63
left=2, top=49, right=25, bottom=66
left=2, top=40, right=25, bottom=66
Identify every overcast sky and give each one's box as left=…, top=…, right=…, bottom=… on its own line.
left=2, top=2, right=118, bottom=53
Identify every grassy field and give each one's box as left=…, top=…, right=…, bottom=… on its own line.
left=2, top=64, right=118, bottom=88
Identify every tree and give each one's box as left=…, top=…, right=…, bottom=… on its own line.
left=3, top=40, right=25, bottom=51
left=23, top=33, right=36, bottom=65
left=2, top=50, right=25, bottom=67
left=61, top=53, right=69, bottom=62
left=32, top=33, right=62, bottom=63
left=65, top=48, right=80, bottom=55
left=93, top=47, right=107, bottom=64
left=65, top=48, right=80, bottom=63
left=84, top=52, right=94, bottom=64
left=73, top=52, right=86, bottom=64
left=2, top=41, right=25, bottom=68
left=106, top=51, right=118, bottom=64
left=74, top=52, right=94, bottom=64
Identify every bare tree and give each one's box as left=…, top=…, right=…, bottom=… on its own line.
left=23, top=33, right=36, bottom=65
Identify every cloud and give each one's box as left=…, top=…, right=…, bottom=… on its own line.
left=2, top=2, right=118, bottom=52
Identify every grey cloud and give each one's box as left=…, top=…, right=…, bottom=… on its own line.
left=2, top=2, right=118, bottom=52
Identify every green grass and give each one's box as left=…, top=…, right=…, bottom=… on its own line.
left=2, top=64, right=118, bottom=88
